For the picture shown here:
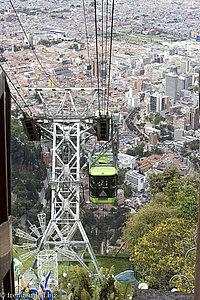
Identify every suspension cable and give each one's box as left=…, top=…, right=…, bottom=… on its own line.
left=0, top=64, right=31, bottom=115
left=11, top=94, right=25, bottom=114
left=1, top=54, right=27, bottom=97
left=101, top=0, right=104, bottom=111
left=105, top=0, right=109, bottom=112
left=82, top=0, right=93, bottom=86
left=94, top=0, right=100, bottom=112
left=107, top=0, right=115, bottom=113
left=8, top=0, right=53, bottom=82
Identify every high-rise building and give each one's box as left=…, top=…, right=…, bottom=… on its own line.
left=186, top=107, right=199, bottom=130
left=149, top=93, right=169, bottom=113
left=177, top=76, right=185, bottom=94
left=180, top=59, right=190, bottom=74
left=126, top=88, right=140, bottom=108
left=173, top=115, right=186, bottom=130
left=185, top=74, right=193, bottom=90
left=161, top=95, right=170, bottom=110
left=149, top=95, right=157, bottom=113
left=191, top=107, right=199, bottom=130
left=165, top=73, right=178, bottom=102
left=149, top=133, right=158, bottom=149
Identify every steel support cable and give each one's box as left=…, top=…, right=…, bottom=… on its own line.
left=104, top=0, right=109, bottom=111
left=107, top=0, right=115, bottom=113
left=101, top=0, right=104, bottom=111
left=1, top=62, right=25, bottom=114
left=1, top=54, right=27, bottom=97
left=8, top=0, right=54, bottom=83
left=82, top=0, right=93, bottom=87
left=0, top=64, right=31, bottom=115
left=11, top=94, right=25, bottom=114
left=94, top=0, right=100, bottom=112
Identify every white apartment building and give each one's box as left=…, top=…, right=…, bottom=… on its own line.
left=118, top=153, right=136, bottom=170
left=126, top=170, right=146, bottom=191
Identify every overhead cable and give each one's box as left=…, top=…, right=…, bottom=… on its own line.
left=104, top=0, right=109, bottom=111
left=11, top=94, right=25, bottom=114
left=107, top=0, right=115, bottom=112
left=1, top=54, right=27, bottom=96
left=94, top=0, right=100, bottom=112
left=101, top=0, right=104, bottom=110
left=0, top=64, right=31, bottom=115
left=82, top=0, right=93, bottom=86
left=8, top=0, right=53, bottom=81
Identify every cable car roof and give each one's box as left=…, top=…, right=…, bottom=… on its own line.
left=90, top=166, right=117, bottom=176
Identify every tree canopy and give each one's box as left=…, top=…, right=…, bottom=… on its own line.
left=131, top=218, right=196, bottom=290
left=123, top=166, right=199, bottom=292
left=148, top=165, right=181, bottom=196
left=11, top=119, right=47, bottom=233
left=123, top=202, right=177, bottom=250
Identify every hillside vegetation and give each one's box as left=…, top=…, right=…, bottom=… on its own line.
left=11, top=119, right=47, bottom=234
left=123, top=165, right=199, bottom=291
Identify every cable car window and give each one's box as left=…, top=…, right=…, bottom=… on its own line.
left=90, top=176, right=116, bottom=189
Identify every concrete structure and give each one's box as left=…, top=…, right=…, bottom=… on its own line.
left=149, top=133, right=158, bottom=148
left=149, top=93, right=169, bottom=113
left=133, top=288, right=193, bottom=299
left=186, top=107, right=199, bottom=130
left=118, top=152, right=137, bottom=169
left=180, top=59, right=190, bottom=74
left=174, top=129, right=184, bottom=141
left=165, top=73, right=178, bottom=102
left=126, top=170, right=146, bottom=191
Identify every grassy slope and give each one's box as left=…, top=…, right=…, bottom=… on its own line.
left=13, top=245, right=131, bottom=276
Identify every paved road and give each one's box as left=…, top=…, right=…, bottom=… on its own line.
left=187, top=161, right=194, bottom=175
left=38, top=169, right=50, bottom=207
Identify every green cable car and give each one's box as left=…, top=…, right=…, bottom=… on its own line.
left=89, top=153, right=118, bottom=204
left=96, top=111, right=111, bottom=141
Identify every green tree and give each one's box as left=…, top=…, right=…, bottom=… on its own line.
left=126, top=143, right=145, bottom=157
left=167, top=124, right=174, bottom=131
left=123, top=203, right=177, bottom=251
left=179, top=185, right=198, bottom=221
left=164, top=180, right=180, bottom=207
left=132, top=218, right=196, bottom=290
left=11, top=119, right=47, bottom=223
left=0, top=55, right=7, bottom=62
left=148, top=165, right=180, bottom=195
left=153, top=113, right=164, bottom=125
left=150, top=192, right=168, bottom=206
left=118, top=169, right=126, bottom=186
left=123, top=183, right=132, bottom=197
left=180, top=173, right=200, bottom=191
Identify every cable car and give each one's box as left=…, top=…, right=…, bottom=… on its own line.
left=89, top=153, right=117, bottom=204
left=96, top=111, right=111, bottom=141
left=21, top=117, right=41, bottom=141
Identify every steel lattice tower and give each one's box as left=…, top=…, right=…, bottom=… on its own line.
left=17, top=88, right=100, bottom=286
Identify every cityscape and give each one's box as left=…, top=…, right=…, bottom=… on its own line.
left=0, top=0, right=200, bottom=298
